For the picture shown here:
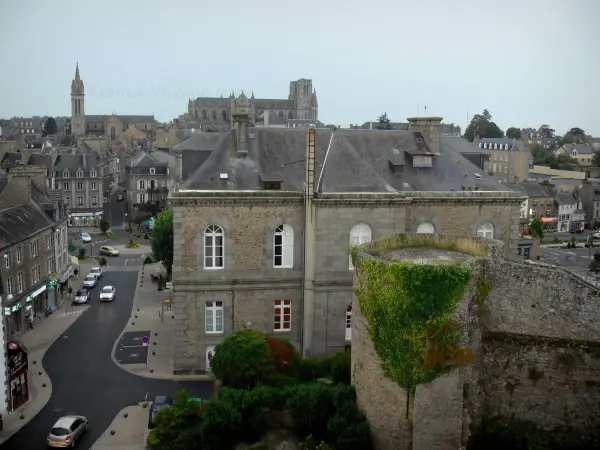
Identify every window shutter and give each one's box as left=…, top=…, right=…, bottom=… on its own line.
left=283, top=229, right=293, bottom=267
left=136, top=194, right=140, bottom=203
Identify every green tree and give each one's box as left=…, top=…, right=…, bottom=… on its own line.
left=147, top=389, right=203, bottom=450
left=376, top=112, right=392, bottom=130
left=539, top=124, right=555, bottom=138
left=43, top=117, right=58, bottom=137
left=464, top=110, right=494, bottom=142
left=592, top=151, right=600, bottom=167
left=505, top=127, right=521, bottom=139
left=482, top=109, right=492, bottom=120
left=562, top=127, right=586, bottom=145
left=99, top=218, right=110, bottom=234
left=528, top=216, right=544, bottom=240
left=210, top=330, right=274, bottom=389
left=151, top=208, right=173, bottom=275
left=484, top=122, right=504, bottom=138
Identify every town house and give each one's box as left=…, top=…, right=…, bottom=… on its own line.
left=555, top=192, right=585, bottom=232
left=168, top=104, right=525, bottom=374
left=127, top=151, right=173, bottom=215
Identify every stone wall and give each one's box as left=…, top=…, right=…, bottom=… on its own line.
left=352, top=235, right=600, bottom=449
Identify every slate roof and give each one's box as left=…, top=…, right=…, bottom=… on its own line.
left=85, top=115, right=155, bottom=124
left=130, top=151, right=171, bottom=175
left=521, top=182, right=552, bottom=198
left=565, top=143, right=594, bottom=155
left=28, top=154, right=52, bottom=170
left=555, top=192, right=578, bottom=205
left=0, top=202, right=55, bottom=250
left=0, top=172, right=8, bottom=194
left=0, top=152, right=25, bottom=170
left=53, top=154, right=99, bottom=177
left=180, top=128, right=506, bottom=192
left=441, top=136, right=491, bottom=155
left=173, top=133, right=223, bottom=151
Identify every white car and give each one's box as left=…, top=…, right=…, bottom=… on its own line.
left=593, top=232, right=600, bottom=240
left=83, top=273, right=99, bottom=288
left=80, top=232, right=92, bottom=243
left=47, top=415, right=88, bottom=448
left=90, top=266, right=103, bottom=278
left=99, top=285, right=116, bottom=302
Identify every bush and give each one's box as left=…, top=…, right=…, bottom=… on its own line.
left=78, top=246, right=86, bottom=259
left=95, top=257, right=108, bottom=266
left=297, top=350, right=351, bottom=384
left=147, top=390, right=202, bottom=450
left=99, top=218, right=110, bottom=234
left=330, top=349, right=351, bottom=384
left=287, top=383, right=336, bottom=440
left=211, top=330, right=274, bottom=389
left=68, top=238, right=78, bottom=253
left=144, top=256, right=155, bottom=264
left=126, top=240, right=140, bottom=249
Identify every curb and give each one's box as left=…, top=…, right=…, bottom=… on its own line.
left=109, top=268, right=211, bottom=382
left=0, top=307, right=89, bottom=445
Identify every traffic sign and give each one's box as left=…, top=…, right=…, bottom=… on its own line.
left=142, top=336, right=150, bottom=346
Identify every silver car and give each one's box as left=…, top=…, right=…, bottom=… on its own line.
left=47, top=414, right=88, bottom=447
left=83, top=274, right=98, bottom=288
left=99, top=285, right=116, bottom=302
left=73, top=289, right=90, bottom=304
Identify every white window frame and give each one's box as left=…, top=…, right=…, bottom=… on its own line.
left=16, top=246, right=22, bottom=264
left=204, top=225, right=224, bottom=269
left=77, top=182, right=83, bottom=191
left=17, top=272, right=24, bottom=292
left=6, top=277, right=12, bottom=294
left=4, top=251, right=10, bottom=269
left=273, top=224, right=294, bottom=268
left=349, top=222, right=372, bottom=270
left=138, top=193, right=145, bottom=203
left=138, top=180, right=146, bottom=190
left=63, top=170, right=69, bottom=178
left=90, top=170, right=97, bottom=177
left=32, top=265, right=39, bottom=284
left=150, top=167, right=156, bottom=175
left=273, top=299, right=291, bottom=332
left=477, top=222, right=494, bottom=239
left=345, top=304, right=352, bottom=341
left=77, top=196, right=84, bottom=206
left=76, top=170, right=84, bottom=178
left=91, top=195, right=97, bottom=205
left=416, top=222, right=435, bottom=234
left=91, top=182, right=97, bottom=190
left=205, top=301, right=224, bottom=334
left=31, top=240, right=38, bottom=259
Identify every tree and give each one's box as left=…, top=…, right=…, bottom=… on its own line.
left=484, top=122, right=504, bottom=138
left=210, top=330, right=274, bottom=389
left=592, top=151, right=600, bottom=167
left=482, top=109, right=492, bottom=121
left=99, top=218, right=110, bottom=234
left=376, top=112, right=392, bottom=130
left=528, top=216, right=544, bottom=240
left=506, top=127, right=521, bottom=139
left=151, top=208, right=173, bottom=275
left=562, top=127, right=586, bottom=145
left=43, top=117, right=58, bottom=137
left=539, top=124, right=555, bottom=138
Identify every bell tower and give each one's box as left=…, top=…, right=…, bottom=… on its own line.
left=70, top=63, right=86, bottom=136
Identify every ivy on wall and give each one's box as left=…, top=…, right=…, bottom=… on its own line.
left=355, top=258, right=473, bottom=392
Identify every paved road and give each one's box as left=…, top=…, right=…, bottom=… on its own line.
left=0, top=271, right=212, bottom=450
left=540, top=247, right=597, bottom=279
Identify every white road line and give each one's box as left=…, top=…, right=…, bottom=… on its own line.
left=120, top=345, right=145, bottom=348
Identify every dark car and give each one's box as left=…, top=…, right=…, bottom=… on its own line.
left=148, top=395, right=173, bottom=429
left=117, top=194, right=124, bottom=202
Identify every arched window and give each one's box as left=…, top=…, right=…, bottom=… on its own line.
left=274, top=224, right=294, bottom=268
left=477, top=222, right=494, bottom=239
left=204, top=225, right=224, bottom=269
left=349, top=222, right=372, bottom=269
left=222, top=110, right=227, bottom=121
left=288, top=111, right=293, bottom=120
left=211, top=110, right=217, bottom=121
left=110, top=126, right=116, bottom=141
left=416, top=222, right=435, bottom=234
left=345, top=304, right=352, bottom=341
left=202, top=110, right=208, bottom=120
left=278, top=111, right=284, bottom=121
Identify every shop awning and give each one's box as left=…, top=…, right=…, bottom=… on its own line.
left=69, top=211, right=103, bottom=218
left=541, top=217, right=557, bottom=223
left=71, top=256, right=80, bottom=266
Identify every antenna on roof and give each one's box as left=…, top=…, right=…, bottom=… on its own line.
left=424, top=106, right=427, bottom=117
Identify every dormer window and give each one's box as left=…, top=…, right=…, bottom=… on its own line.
left=150, top=168, right=156, bottom=175
left=90, top=170, right=97, bottom=177
left=259, top=173, right=283, bottom=190
left=63, top=170, right=70, bottom=178
left=388, top=154, right=405, bottom=176
left=76, top=170, right=84, bottom=178
left=478, top=142, right=482, bottom=148
left=505, top=144, right=509, bottom=149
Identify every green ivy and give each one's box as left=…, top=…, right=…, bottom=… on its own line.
left=355, top=258, right=472, bottom=391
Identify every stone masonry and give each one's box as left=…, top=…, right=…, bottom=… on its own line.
left=351, top=234, right=600, bottom=450
left=171, top=190, right=524, bottom=374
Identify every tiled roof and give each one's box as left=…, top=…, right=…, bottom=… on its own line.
left=179, top=128, right=506, bottom=193
left=0, top=202, right=54, bottom=249
left=53, top=154, right=99, bottom=176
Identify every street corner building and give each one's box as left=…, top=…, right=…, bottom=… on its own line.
left=168, top=113, right=527, bottom=374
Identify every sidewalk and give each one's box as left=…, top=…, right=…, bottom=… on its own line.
left=90, top=404, right=147, bottom=450
left=0, top=302, right=90, bottom=445
left=110, top=263, right=211, bottom=381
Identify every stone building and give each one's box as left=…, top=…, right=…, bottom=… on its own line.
left=169, top=114, right=524, bottom=374
left=69, top=64, right=156, bottom=142
left=185, top=79, right=318, bottom=130
left=351, top=233, right=600, bottom=449
left=477, top=137, right=533, bottom=183
left=127, top=151, right=173, bottom=213
left=0, top=167, right=70, bottom=335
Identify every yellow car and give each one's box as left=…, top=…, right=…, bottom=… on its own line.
left=99, top=246, right=120, bottom=256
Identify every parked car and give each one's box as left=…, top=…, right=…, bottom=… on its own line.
left=47, top=415, right=88, bottom=448
left=99, top=246, right=120, bottom=256
left=117, top=194, right=124, bottom=202
left=79, top=232, right=92, bottom=243
left=73, top=289, right=90, bottom=304
left=148, top=395, right=173, bottom=429
left=99, top=286, right=116, bottom=302
left=83, top=273, right=99, bottom=288
left=90, top=266, right=103, bottom=278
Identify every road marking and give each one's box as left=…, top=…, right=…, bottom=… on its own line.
left=120, top=345, right=145, bottom=348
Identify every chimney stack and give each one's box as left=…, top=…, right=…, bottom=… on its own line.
left=406, top=116, right=443, bottom=154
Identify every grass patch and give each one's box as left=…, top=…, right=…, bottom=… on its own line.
left=126, top=240, right=140, bottom=249
left=105, top=232, right=118, bottom=239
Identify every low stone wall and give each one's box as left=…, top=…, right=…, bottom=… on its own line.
left=352, top=234, right=600, bottom=449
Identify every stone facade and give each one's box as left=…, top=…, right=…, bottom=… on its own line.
left=351, top=235, right=600, bottom=449
left=170, top=191, right=523, bottom=374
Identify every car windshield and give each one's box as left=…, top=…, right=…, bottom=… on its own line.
left=76, top=290, right=86, bottom=296
left=85, top=275, right=95, bottom=280
left=102, top=287, right=112, bottom=293
left=105, top=247, right=114, bottom=251
left=91, top=268, right=100, bottom=272
left=50, top=427, right=70, bottom=436
left=81, top=233, right=90, bottom=238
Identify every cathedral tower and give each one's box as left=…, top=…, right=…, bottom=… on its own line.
left=71, top=63, right=86, bottom=136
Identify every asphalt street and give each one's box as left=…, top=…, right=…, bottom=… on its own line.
left=0, top=271, right=212, bottom=450
left=540, top=246, right=598, bottom=279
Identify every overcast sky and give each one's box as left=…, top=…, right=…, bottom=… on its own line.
left=1, top=0, right=598, bottom=136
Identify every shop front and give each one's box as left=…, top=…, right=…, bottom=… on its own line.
left=541, top=217, right=557, bottom=232
left=26, top=283, right=48, bottom=317
left=7, top=341, right=29, bottom=412
left=4, top=299, right=24, bottom=335
left=68, top=211, right=103, bottom=227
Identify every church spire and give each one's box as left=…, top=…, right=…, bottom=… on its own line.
left=75, top=62, right=81, bottom=82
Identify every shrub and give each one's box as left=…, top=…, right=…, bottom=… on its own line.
left=211, top=330, right=274, bottom=389
left=287, top=383, right=336, bottom=440
left=99, top=218, right=110, bottom=234
left=126, top=240, right=140, bottom=249
left=297, top=358, right=330, bottom=382
left=78, top=246, right=86, bottom=259
left=147, top=390, right=202, bottom=450
left=330, top=349, right=351, bottom=384
left=67, top=238, right=78, bottom=253
left=96, top=257, right=107, bottom=266
left=144, top=256, right=154, bottom=264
